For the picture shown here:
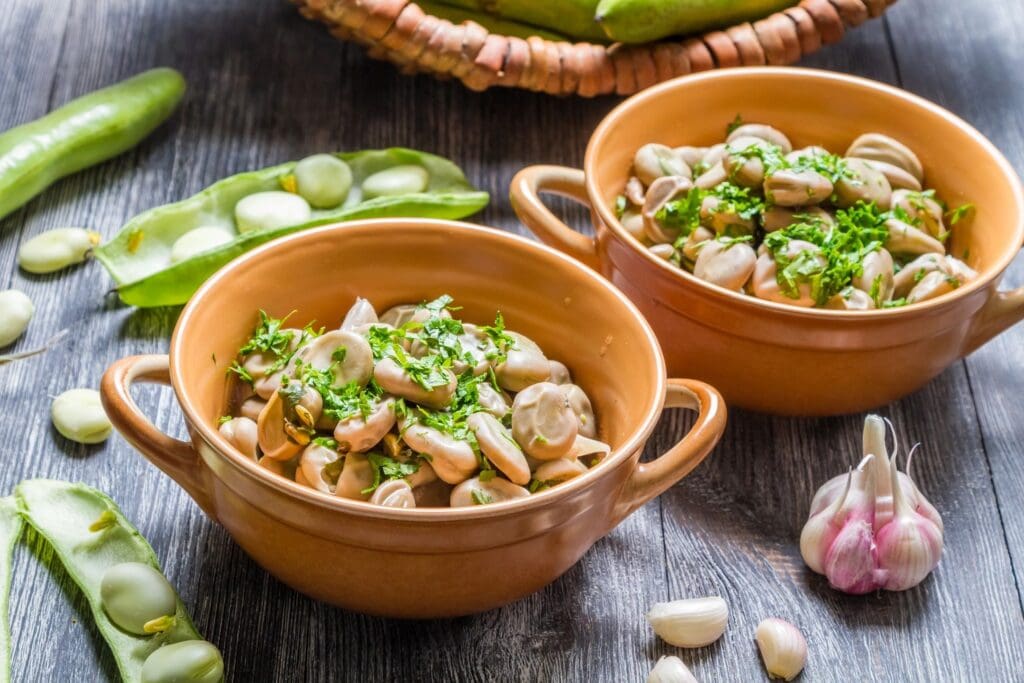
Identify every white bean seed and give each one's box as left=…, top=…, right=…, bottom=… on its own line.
left=169, top=226, right=234, bottom=264
left=361, top=165, right=429, bottom=198
left=18, top=228, right=100, bottom=274
left=234, top=191, right=311, bottom=234
left=0, top=290, right=34, bottom=348
left=51, top=389, right=112, bottom=444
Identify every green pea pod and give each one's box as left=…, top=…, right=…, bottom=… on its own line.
left=16, top=480, right=206, bottom=683
left=95, top=148, right=489, bottom=308
left=414, top=0, right=573, bottom=41
left=430, top=0, right=605, bottom=41
left=595, top=0, right=795, bottom=43
left=0, top=68, right=185, bottom=223
left=0, top=498, right=20, bottom=683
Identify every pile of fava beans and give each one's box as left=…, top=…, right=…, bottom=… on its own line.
left=619, top=122, right=977, bottom=310
left=219, top=296, right=610, bottom=508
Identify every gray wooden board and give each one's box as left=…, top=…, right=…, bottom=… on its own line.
left=0, top=0, right=1021, bottom=681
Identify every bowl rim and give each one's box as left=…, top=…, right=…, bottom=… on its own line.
left=585, top=66, right=1024, bottom=321
left=170, top=218, right=668, bottom=521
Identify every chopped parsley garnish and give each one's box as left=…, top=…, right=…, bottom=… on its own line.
left=361, top=452, right=420, bottom=494
left=615, top=194, right=628, bottom=217
left=726, top=114, right=744, bottom=135
left=946, top=203, right=974, bottom=226
left=239, top=310, right=296, bottom=357
left=471, top=489, right=494, bottom=505
left=480, top=312, right=516, bottom=364
left=228, top=361, right=254, bottom=384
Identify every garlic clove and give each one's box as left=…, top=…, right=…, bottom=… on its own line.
left=875, top=459, right=943, bottom=591
left=823, top=519, right=879, bottom=594
left=646, top=596, right=728, bottom=648
left=646, top=656, right=698, bottom=683
left=755, top=618, right=807, bottom=682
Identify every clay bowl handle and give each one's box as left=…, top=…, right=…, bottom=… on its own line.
left=962, top=284, right=1024, bottom=356
left=510, top=165, right=601, bottom=270
left=100, top=354, right=216, bottom=518
left=611, top=379, right=726, bottom=525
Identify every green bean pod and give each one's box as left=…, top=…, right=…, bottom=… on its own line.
left=414, top=0, right=572, bottom=41
left=0, top=68, right=185, bottom=223
left=16, top=480, right=207, bottom=683
left=94, top=148, right=489, bottom=307
left=0, top=499, right=21, bottom=683
left=595, top=0, right=795, bottom=43
left=431, top=0, right=605, bottom=41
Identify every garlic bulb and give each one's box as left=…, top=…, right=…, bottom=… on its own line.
left=647, top=656, right=698, bottom=683
left=755, top=618, right=807, bottom=681
left=646, top=596, right=728, bottom=647
left=800, top=415, right=943, bottom=593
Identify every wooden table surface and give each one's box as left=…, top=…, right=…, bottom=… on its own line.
left=2, top=1, right=1023, bottom=681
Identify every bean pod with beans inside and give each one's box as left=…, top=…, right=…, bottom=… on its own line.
left=95, top=149, right=489, bottom=307
left=219, top=296, right=609, bottom=508
left=619, top=121, right=976, bottom=310
left=16, top=480, right=223, bottom=682
left=0, top=498, right=19, bottom=683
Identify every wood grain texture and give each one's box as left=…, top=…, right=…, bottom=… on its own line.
left=0, top=1, right=1021, bottom=681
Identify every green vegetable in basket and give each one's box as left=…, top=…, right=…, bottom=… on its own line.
left=0, top=68, right=185, bottom=224
left=16, top=480, right=219, bottom=683
left=0, top=498, right=20, bottom=683
left=595, top=0, right=796, bottom=43
left=433, top=0, right=607, bottom=41
left=415, top=0, right=573, bottom=41
left=94, top=148, right=489, bottom=307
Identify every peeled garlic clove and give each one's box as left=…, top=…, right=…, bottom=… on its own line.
left=755, top=618, right=807, bottom=682
left=646, top=656, right=698, bottom=683
left=646, top=596, right=728, bottom=648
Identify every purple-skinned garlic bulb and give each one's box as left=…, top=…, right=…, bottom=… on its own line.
left=799, top=414, right=943, bottom=593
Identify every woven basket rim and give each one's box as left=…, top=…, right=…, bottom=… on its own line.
left=293, top=0, right=897, bottom=96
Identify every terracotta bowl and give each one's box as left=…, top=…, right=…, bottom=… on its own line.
left=511, top=67, right=1024, bottom=416
left=100, top=219, right=726, bottom=618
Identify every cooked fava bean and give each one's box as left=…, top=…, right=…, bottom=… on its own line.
left=512, top=382, right=579, bottom=461
left=218, top=416, right=258, bottom=459
left=620, top=209, right=645, bottom=241
left=623, top=120, right=973, bottom=309
left=340, top=297, right=378, bottom=330
left=547, top=360, right=572, bottom=385
left=763, top=168, right=833, bottom=207
left=100, top=562, right=177, bottom=635
left=234, top=191, right=312, bottom=234
left=693, top=238, right=757, bottom=291
left=362, top=165, right=429, bottom=198
left=17, top=480, right=210, bottom=682
left=18, top=228, right=100, bottom=274
left=140, top=640, right=224, bottom=683
left=51, top=389, right=112, bottom=444
left=334, top=453, right=374, bottom=500
left=853, top=248, right=895, bottom=303
left=634, top=144, right=691, bottom=186
left=642, top=175, right=693, bottom=244
left=300, top=441, right=342, bottom=493
left=468, top=412, right=531, bottom=485
left=533, top=458, right=589, bottom=484
left=833, top=158, right=892, bottom=209
left=728, top=124, right=792, bottom=153
left=293, top=154, right=353, bottom=208
left=450, top=476, right=531, bottom=507
left=495, top=331, right=550, bottom=392
left=169, top=226, right=233, bottom=265
left=907, top=269, right=960, bottom=304
left=333, top=397, right=396, bottom=452
left=369, top=479, right=416, bottom=508
left=562, top=384, right=597, bottom=439
left=0, top=289, right=34, bottom=348
left=846, top=133, right=924, bottom=182
left=223, top=298, right=608, bottom=507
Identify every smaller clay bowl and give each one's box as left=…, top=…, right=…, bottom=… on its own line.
left=100, top=219, right=726, bottom=618
left=511, top=67, right=1024, bottom=416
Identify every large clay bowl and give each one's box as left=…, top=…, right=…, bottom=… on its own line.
left=511, top=67, right=1024, bottom=416
left=101, top=219, right=726, bottom=618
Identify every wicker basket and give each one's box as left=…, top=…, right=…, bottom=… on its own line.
left=293, top=0, right=897, bottom=96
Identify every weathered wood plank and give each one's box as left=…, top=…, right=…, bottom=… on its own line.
left=887, top=0, right=1024, bottom=617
